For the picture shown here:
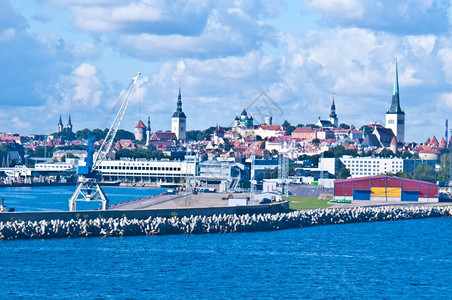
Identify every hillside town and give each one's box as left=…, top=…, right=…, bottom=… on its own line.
left=0, top=63, right=450, bottom=198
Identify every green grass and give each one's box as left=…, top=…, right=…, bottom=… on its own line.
left=285, top=196, right=333, bottom=210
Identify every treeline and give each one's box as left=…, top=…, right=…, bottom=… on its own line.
left=54, top=128, right=135, bottom=142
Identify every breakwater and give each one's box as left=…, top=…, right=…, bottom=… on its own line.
left=1, top=205, right=451, bottom=240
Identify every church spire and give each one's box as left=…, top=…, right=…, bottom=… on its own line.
left=329, top=96, right=337, bottom=118
left=172, top=87, right=186, bottom=118
left=177, top=86, right=182, bottom=113
left=388, top=59, right=403, bottom=114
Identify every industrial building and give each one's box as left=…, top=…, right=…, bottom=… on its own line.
left=319, top=156, right=436, bottom=178
left=334, top=175, right=438, bottom=202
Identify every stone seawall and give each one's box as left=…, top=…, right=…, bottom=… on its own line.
left=1, top=205, right=451, bottom=240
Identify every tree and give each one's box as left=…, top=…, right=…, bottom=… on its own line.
left=264, top=167, right=278, bottom=179
left=359, top=125, right=372, bottom=135
left=396, top=171, right=411, bottom=179
left=339, top=123, right=350, bottom=129
left=337, top=167, right=351, bottom=179
left=115, top=129, right=135, bottom=141
left=54, top=129, right=76, bottom=141
left=311, top=138, right=321, bottom=145
left=436, top=153, right=450, bottom=182
left=186, top=130, right=203, bottom=141
left=282, top=120, right=295, bottom=135
left=412, top=164, right=436, bottom=183
left=378, top=148, right=394, bottom=158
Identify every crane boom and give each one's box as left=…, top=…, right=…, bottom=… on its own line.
left=69, top=72, right=140, bottom=212
left=92, top=72, right=140, bottom=171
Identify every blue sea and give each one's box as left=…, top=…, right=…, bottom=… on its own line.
left=0, top=185, right=167, bottom=211
left=0, top=187, right=451, bottom=299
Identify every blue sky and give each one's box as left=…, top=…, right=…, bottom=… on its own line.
left=1, top=0, right=452, bottom=142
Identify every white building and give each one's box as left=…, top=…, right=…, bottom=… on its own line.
left=97, top=155, right=198, bottom=184
left=320, top=156, right=404, bottom=178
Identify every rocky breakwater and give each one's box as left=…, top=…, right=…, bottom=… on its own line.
left=1, top=205, right=451, bottom=240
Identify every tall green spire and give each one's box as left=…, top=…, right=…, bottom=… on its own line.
left=393, top=59, right=399, bottom=96
left=388, top=59, right=403, bottom=114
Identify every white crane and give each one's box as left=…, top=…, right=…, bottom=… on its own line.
left=69, top=72, right=141, bottom=211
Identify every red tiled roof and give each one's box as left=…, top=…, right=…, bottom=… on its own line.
left=135, top=120, right=146, bottom=128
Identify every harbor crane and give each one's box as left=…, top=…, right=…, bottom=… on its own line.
left=69, top=72, right=141, bottom=211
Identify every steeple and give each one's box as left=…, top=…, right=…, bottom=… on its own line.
left=388, top=59, right=403, bottom=114
left=329, top=97, right=337, bottom=118
left=385, top=59, right=405, bottom=143
left=171, top=87, right=187, bottom=140
left=328, top=96, right=338, bottom=127
left=57, top=115, right=63, bottom=133
left=66, top=114, right=73, bottom=132
left=172, top=87, right=186, bottom=118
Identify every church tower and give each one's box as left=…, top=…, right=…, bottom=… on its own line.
left=328, top=97, right=338, bottom=127
left=57, top=115, right=63, bottom=133
left=66, top=115, right=73, bottom=132
left=171, top=87, right=187, bottom=140
left=385, top=60, right=405, bottom=143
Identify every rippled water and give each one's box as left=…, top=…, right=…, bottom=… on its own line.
left=0, top=186, right=166, bottom=211
left=1, top=218, right=451, bottom=299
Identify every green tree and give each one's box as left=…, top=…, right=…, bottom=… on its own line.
left=264, top=167, right=278, bottom=179
left=339, top=123, right=350, bottom=129
left=282, top=120, right=295, bottom=135
left=115, top=129, right=135, bottom=141
left=396, top=171, right=411, bottom=179
left=75, top=128, right=92, bottom=140
left=378, top=148, right=394, bottom=158
left=412, top=164, right=436, bottom=183
left=54, top=129, right=76, bottom=141
left=337, top=167, right=351, bottom=179
left=436, top=153, right=450, bottom=182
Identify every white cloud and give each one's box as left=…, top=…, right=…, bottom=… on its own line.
left=11, top=116, right=31, bottom=131
left=71, top=63, right=103, bottom=107
left=406, top=35, right=436, bottom=56
left=303, top=0, right=364, bottom=19
left=438, top=92, right=452, bottom=110
left=302, top=0, right=451, bottom=34
left=0, top=28, right=16, bottom=41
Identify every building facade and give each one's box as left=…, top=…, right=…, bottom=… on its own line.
left=320, top=156, right=436, bottom=178
left=334, top=175, right=438, bottom=202
left=97, top=155, right=198, bottom=184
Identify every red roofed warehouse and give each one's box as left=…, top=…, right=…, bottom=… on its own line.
left=334, top=175, right=438, bottom=202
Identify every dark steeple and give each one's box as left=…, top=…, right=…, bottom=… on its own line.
left=58, top=115, right=63, bottom=126
left=67, top=115, right=72, bottom=127
left=172, top=87, right=186, bottom=118
left=387, top=60, right=404, bottom=114
left=329, top=97, right=337, bottom=118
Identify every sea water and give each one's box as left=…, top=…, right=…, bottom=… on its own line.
left=0, top=186, right=166, bottom=211
left=0, top=187, right=451, bottom=298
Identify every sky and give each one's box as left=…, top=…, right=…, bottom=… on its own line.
left=1, top=0, right=452, bottom=143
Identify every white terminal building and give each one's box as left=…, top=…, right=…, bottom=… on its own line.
left=97, top=155, right=198, bottom=184
left=320, top=156, right=405, bottom=178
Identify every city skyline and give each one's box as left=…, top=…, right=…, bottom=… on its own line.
left=1, top=1, right=452, bottom=142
